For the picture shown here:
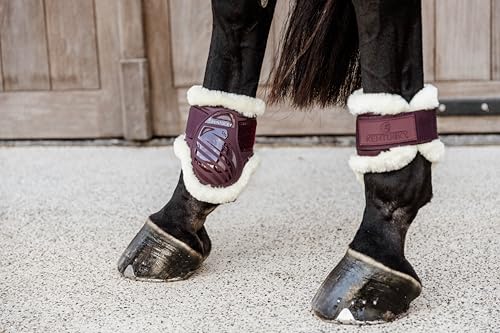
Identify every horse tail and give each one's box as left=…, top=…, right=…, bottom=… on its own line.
left=268, top=0, right=361, bottom=109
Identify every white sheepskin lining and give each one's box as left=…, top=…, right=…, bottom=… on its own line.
left=187, top=85, right=265, bottom=118
left=349, top=139, right=445, bottom=182
left=349, top=146, right=419, bottom=176
left=347, top=84, right=444, bottom=182
left=418, top=139, right=445, bottom=163
left=347, top=84, right=439, bottom=116
left=173, top=135, right=260, bottom=204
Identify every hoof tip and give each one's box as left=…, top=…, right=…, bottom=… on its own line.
left=336, top=308, right=356, bottom=323
left=122, top=265, right=135, bottom=279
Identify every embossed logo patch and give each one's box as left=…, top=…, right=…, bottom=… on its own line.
left=358, top=114, right=418, bottom=148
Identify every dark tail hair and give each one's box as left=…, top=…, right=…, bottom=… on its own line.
left=269, top=0, right=361, bottom=109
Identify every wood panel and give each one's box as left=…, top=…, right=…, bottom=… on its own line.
left=45, top=0, right=99, bottom=90
left=493, top=0, right=500, bottom=80
left=438, top=116, right=500, bottom=134
left=0, top=39, right=3, bottom=91
left=118, top=0, right=145, bottom=59
left=0, top=0, right=4, bottom=91
left=434, top=81, right=500, bottom=99
left=117, top=0, right=151, bottom=140
left=169, top=0, right=211, bottom=87
left=169, top=0, right=281, bottom=87
left=272, top=0, right=290, bottom=46
left=0, top=0, right=50, bottom=91
left=421, top=0, right=435, bottom=81
left=120, top=60, right=151, bottom=139
left=257, top=22, right=274, bottom=86
left=261, top=0, right=290, bottom=86
left=92, top=0, right=123, bottom=135
left=257, top=105, right=354, bottom=136
left=144, top=0, right=181, bottom=136
left=258, top=0, right=289, bottom=85
left=0, top=0, right=123, bottom=139
left=0, top=91, right=109, bottom=138
left=436, top=0, right=491, bottom=80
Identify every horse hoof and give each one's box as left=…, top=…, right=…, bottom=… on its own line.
left=117, top=219, right=204, bottom=282
left=311, top=248, right=422, bottom=324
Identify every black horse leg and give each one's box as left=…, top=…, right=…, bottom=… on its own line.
left=313, top=0, right=444, bottom=323
left=204, top=0, right=277, bottom=95
left=117, top=0, right=276, bottom=282
left=350, top=0, right=427, bottom=277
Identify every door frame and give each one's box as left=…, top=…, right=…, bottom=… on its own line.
left=0, top=0, right=154, bottom=140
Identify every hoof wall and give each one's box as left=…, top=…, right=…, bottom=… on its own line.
left=117, top=219, right=204, bottom=282
left=312, top=248, right=422, bottom=324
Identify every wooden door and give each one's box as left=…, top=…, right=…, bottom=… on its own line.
left=429, top=0, right=500, bottom=133
left=1, top=0, right=499, bottom=139
left=156, top=0, right=500, bottom=136
left=0, top=0, right=122, bottom=139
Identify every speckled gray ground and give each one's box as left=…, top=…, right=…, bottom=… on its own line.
left=0, top=146, right=499, bottom=333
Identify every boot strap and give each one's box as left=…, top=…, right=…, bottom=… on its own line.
left=356, top=109, right=438, bottom=156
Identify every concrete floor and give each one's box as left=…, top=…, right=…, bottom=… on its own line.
left=0, top=145, right=499, bottom=333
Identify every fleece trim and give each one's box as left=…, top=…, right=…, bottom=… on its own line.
left=347, top=84, right=439, bottom=116
left=187, top=85, right=265, bottom=118
left=173, top=135, right=260, bottom=204
left=349, top=139, right=445, bottom=182
left=347, top=85, right=443, bottom=181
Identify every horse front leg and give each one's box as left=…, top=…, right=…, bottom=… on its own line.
left=117, top=0, right=276, bottom=282
left=312, top=0, right=445, bottom=323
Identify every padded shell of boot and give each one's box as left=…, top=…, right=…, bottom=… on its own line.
left=185, top=105, right=256, bottom=188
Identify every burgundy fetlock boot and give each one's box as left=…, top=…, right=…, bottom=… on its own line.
left=117, top=86, right=265, bottom=281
